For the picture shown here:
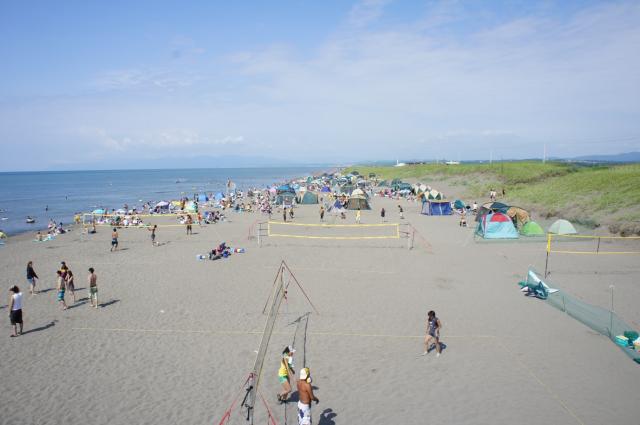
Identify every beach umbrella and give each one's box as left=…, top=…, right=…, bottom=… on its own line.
left=92, top=209, right=105, bottom=214
left=155, top=201, right=170, bottom=208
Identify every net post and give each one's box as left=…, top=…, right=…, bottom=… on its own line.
left=258, top=222, right=262, bottom=247
left=544, top=234, right=551, bottom=278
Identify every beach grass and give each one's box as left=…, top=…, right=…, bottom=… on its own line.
left=347, top=162, right=640, bottom=232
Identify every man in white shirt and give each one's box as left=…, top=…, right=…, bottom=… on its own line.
left=9, top=285, right=23, bottom=337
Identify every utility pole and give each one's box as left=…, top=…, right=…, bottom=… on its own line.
left=543, top=143, right=547, bottom=164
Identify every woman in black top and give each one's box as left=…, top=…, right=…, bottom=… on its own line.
left=26, top=261, right=39, bottom=295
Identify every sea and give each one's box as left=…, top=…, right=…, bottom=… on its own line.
left=0, top=167, right=320, bottom=236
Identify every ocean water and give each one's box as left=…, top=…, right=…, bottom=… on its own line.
left=0, top=167, right=318, bottom=236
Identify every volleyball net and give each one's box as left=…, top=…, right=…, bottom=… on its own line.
left=546, top=234, right=640, bottom=255
left=544, top=234, right=640, bottom=277
left=265, top=221, right=402, bottom=240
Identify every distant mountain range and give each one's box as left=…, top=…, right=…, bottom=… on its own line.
left=568, top=151, right=640, bottom=163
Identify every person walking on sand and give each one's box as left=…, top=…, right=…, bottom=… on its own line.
left=65, top=269, right=76, bottom=304
left=355, top=208, right=361, bottom=224
left=423, top=310, right=442, bottom=357
left=56, top=271, right=67, bottom=310
left=398, top=205, right=404, bottom=219
left=9, top=286, right=24, bottom=337
left=283, top=208, right=287, bottom=222
left=297, top=367, right=319, bottom=425
left=381, top=207, right=386, bottom=222
left=26, top=261, right=39, bottom=295
left=148, top=224, right=157, bottom=246
left=186, top=214, right=193, bottom=235
left=319, top=206, right=325, bottom=222
left=88, top=268, right=98, bottom=308
left=111, top=228, right=118, bottom=252
left=277, top=346, right=296, bottom=403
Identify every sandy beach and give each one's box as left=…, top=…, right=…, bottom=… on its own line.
left=1, top=193, right=639, bottom=425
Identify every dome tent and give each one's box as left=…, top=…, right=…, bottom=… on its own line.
left=421, top=200, right=452, bottom=215
left=520, top=221, right=545, bottom=237
left=299, top=191, right=319, bottom=204
left=476, top=212, right=519, bottom=239
left=346, top=188, right=371, bottom=210
left=548, top=219, right=577, bottom=235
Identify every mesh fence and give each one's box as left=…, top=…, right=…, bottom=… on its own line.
left=524, top=269, right=640, bottom=362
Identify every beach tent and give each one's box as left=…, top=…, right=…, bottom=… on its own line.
left=548, top=219, right=577, bottom=235
left=214, top=192, right=225, bottom=202
left=92, top=208, right=106, bottom=214
left=421, top=200, right=452, bottom=215
left=346, top=189, right=371, bottom=210
left=321, top=186, right=331, bottom=192
left=299, top=191, right=319, bottom=204
left=377, top=180, right=389, bottom=187
left=453, top=200, right=466, bottom=210
left=350, top=188, right=369, bottom=199
left=506, top=206, right=530, bottom=228
left=277, top=184, right=295, bottom=194
left=520, top=221, right=545, bottom=237
left=427, top=190, right=444, bottom=200
left=476, top=212, right=519, bottom=239
left=198, top=193, right=208, bottom=202
left=276, top=192, right=296, bottom=205
left=476, top=202, right=510, bottom=222
left=391, top=178, right=402, bottom=185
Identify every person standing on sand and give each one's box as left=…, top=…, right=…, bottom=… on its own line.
left=277, top=346, right=296, bottom=403
left=297, top=367, right=319, bottom=425
left=88, top=268, right=98, bottom=308
left=111, top=228, right=118, bottom=252
left=186, top=214, right=193, bottom=235
left=56, top=271, right=67, bottom=310
left=283, top=208, right=287, bottom=222
left=319, top=206, right=325, bottom=222
left=148, top=224, right=157, bottom=246
left=423, top=310, right=442, bottom=357
left=9, top=285, right=24, bottom=337
left=65, top=269, right=76, bottom=304
left=355, top=208, right=361, bottom=224
left=26, top=261, right=39, bottom=295
left=398, top=205, right=404, bottom=219
left=381, top=207, right=386, bottom=222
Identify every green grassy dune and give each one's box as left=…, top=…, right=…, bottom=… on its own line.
left=348, top=162, right=640, bottom=234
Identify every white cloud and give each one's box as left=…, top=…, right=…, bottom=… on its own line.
left=347, top=0, right=393, bottom=28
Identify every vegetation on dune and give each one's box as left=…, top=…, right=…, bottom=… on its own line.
left=347, top=162, right=640, bottom=234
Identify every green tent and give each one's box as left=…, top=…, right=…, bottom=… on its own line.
left=453, top=199, right=465, bottom=209
left=299, top=191, right=319, bottom=204
left=520, top=221, right=544, bottom=236
left=548, top=219, right=577, bottom=235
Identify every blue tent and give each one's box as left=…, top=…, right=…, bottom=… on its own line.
left=214, top=192, right=225, bottom=201
left=321, top=186, right=331, bottom=192
left=333, top=199, right=346, bottom=210
left=476, top=212, right=519, bottom=239
left=277, top=184, right=295, bottom=194
left=421, top=200, right=452, bottom=215
left=198, top=193, right=208, bottom=202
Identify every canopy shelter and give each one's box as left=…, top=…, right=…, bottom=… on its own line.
left=421, top=200, right=452, bottom=215
left=548, top=219, right=577, bottom=235
left=520, top=221, right=545, bottom=237
left=299, top=191, right=319, bottom=204
left=475, top=212, right=519, bottom=239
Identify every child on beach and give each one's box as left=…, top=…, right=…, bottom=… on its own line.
left=423, top=310, right=442, bottom=357
left=148, top=224, right=157, bottom=246
left=88, top=268, right=98, bottom=308
left=26, top=261, right=39, bottom=295
left=111, top=228, right=118, bottom=251
left=56, top=270, right=67, bottom=310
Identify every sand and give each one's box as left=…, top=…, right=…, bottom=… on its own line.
left=1, top=194, right=639, bottom=425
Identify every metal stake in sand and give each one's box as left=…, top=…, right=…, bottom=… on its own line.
left=609, top=284, right=615, bottom=338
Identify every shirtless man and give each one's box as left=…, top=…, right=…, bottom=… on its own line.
left=111, top=228, right=118, bottom=252
left=88, top=267, right=98, bottom=308
left=296, top=368, right=319, bottom=425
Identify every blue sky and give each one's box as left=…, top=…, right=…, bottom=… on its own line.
left=1, top=0, right=639, bottom=170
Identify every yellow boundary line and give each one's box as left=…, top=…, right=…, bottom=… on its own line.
left=267, top=221, right=399, bottom=228
left=550, top=250, right=640, bottom=255
left=549, top=234, right=640, bottom=240
left=268, top=233, right=400, bottom=240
